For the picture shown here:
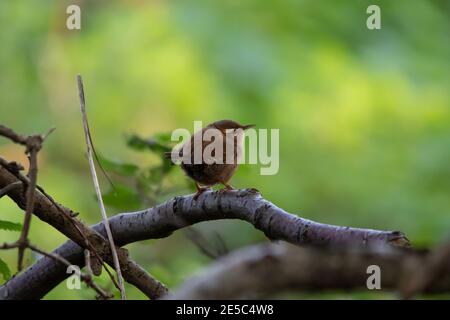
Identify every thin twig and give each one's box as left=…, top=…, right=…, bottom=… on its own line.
left=28, top=243, right=112, bottom=299
left=0, top=181, right=21, bottom=198
left=35, top=189, right=121, bottom=289
left=184, top=228, right=221, bottom=259
left=84, top=249, right=92, bottom=276
left=77, top=75, right=126, bottom=300
left=0, top=125, right=29, bottom=145
left=17, top=144, right=39, bottom=270
left=213, top=231, right=229, bottom=256
left=0, top=242, right=19, bottom=250
left=27, top=243, right=72, bottom=266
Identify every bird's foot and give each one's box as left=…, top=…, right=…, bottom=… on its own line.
left=224, top=183, right=234, bottom=190
left=193, top=187, right=210, bottom=200
left=218, top=183, right=234, bottom=193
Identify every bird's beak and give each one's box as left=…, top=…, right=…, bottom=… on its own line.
left=242, top=124, right=255, bottom=130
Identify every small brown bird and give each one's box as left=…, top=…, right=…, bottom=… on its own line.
left=167, top=120, right=254, bottom=199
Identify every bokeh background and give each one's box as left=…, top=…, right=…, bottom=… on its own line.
left=0, top=0, right=449, bottom=299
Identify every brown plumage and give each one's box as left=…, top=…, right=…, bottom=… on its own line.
left=167, top=120, right=254, bottom=199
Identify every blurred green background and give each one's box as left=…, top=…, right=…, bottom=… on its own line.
left=0, top=0, right=449, bottom=299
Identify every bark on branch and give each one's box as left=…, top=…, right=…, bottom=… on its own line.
left=0, top=186, right=409, bottom=299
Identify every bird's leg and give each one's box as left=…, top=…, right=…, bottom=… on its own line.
left=193, top=182, right=209, bottom=200
left=220, top=182, right=234, bottom=192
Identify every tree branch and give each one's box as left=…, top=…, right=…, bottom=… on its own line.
left=16, top=136, right=39, bottom=270
left=168, top=242, right=450, bottom=299
left=0, top=187, right=410, bottom=299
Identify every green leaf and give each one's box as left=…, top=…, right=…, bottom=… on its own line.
left=102, top=183, right=142, bottom=211
left=97, top=154, right=139, bottom=176
left=126, top=134, right=172, bottom=153
left=0, top=220, right=22, bottom=232
left=148, top=163, right=173, bottom=184
left=153, top=132, right=173, bottom=143
left=0, top=258, right=11, bottom=280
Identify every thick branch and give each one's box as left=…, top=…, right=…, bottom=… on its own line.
left=1, top=188, right=409, bottom=299
left=104, top=188, right=409, bottom=248
left=168, top=243, right=450, bottom=299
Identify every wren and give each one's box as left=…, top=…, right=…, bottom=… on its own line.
left=166, top=120, right=254, bottom=199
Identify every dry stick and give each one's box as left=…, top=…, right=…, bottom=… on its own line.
left=77, top=75, right=126, bottom=300
left=0, top=181, right=21, bottom=198
left=27, top=243, right=112, bottom=299
left=184, top=228, right=221, bottom=259
left=0, top=242, right=19, bottom=249
left=17, top=143, right=39, bottom=270
left=84, top=249, right=93, bottom=276
left=0, top=125, right=29, bottom=145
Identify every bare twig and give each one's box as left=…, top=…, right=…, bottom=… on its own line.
left=27, top=243, right=112, bottom=299
left=0, top=242, right=19, bottom=250
left=84, top=249, right=93, bottom=276
left=0, top=181, right=21, bottom=198
left=184, top=228, right=224, bottom=259
left=77, top=75, right=126, bottom=299
left=0, top=125, right=29, bottom=145
left=17, top=141, right=38, bottom=270
left=214, top=231, right=229, bottom=256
